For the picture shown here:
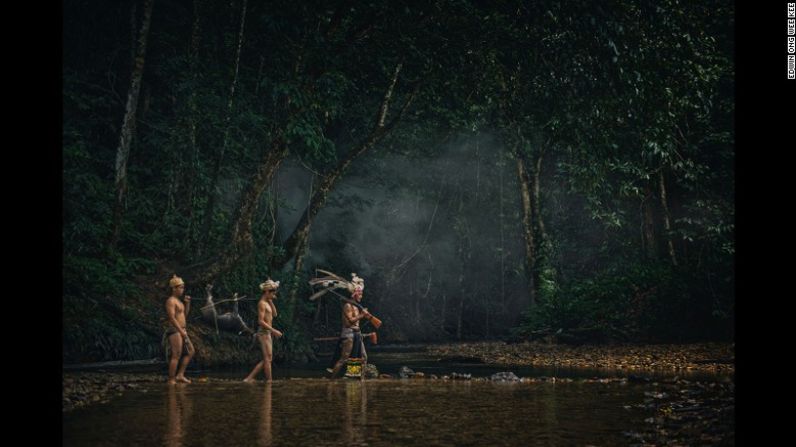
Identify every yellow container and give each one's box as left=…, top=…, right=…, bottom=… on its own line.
left=344, top=358, right=364, bottom=378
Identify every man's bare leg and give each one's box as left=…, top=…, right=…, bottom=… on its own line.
left=168, top=333, right=182, bottom=385
left=330, top=338, right=353, bottom=378
left=263, top=334, right=274, bottom=383
left=176, top=336, right=194, bottom=383
left=244, top=334, right=269, bottom=383
left=361, top=343, right=368, bottom=382
left=244, top=361, right=263, bottom=383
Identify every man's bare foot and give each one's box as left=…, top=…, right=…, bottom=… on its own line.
left=168, top=379, right=177, bottom=385
left=176, top=376, right=192, bottom=384
left=243, top=377, right=256, bottom=383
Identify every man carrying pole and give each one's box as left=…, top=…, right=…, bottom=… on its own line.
left=309, top=271, right=381, bottom=379
left=329, top=274, right=370, bottom=378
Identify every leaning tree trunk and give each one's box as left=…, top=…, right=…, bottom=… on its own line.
left=515, top=151, right=537, bottom=307
left=286, top=233, right=310, bottom=321
left=190, top=17, right=306, bottom=284
left=109, top=0, right=155, bottom=252
left=275, top=63, right=414, bottom=270
left=658, top=170, right=678, bottom=266
left=276, top=127, right=389, bottom=270
left=278, top=64, right=416, bottom=326
left=191, top=142, right=289, bottom=285
left=285, top=174, right=315, bottom=319
left=199, top=0, right=248, bottom=255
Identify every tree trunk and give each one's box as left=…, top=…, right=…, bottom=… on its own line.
left=286, top=174, right=315, bottom=319
left=532, top=150, right=547, bottom=247
left=182, top=0, right=203, bottom=247
left=110, top=0, right=155, bottom=252
left=286, top=237, right=309, bottom=322
left=456, top=292, right=464, bottom=341
left=190, top=16, right=300, bottom=283
left=499, top=147, right=505, bottom=310
left=515, top=152, right=537, bottom=307
left=440, top=293, right=447, bottom=334
left=274, top=129, right=381, bottom=269
left=313, top=295, right=322, bottom=325
left=641, top=186, right=657, bottom=259
left=199, top=0, right=248, bottom=254
left=455, top=174, right=470, bottom=341
left=129, top=2, right=137, bottom=64
left=484, top=295, right=490, bottom=338
left=658, top=170, right=678, bottom=266
left=191, top=142, right=289, bottom=284
left=275, top=63, right=414, bottom=269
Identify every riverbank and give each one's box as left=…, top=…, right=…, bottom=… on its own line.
left=426, top=341, right=734, bottom=374
left=62, top=342, right=735, bottom=411
left=63, top=341, right=733, bottom=413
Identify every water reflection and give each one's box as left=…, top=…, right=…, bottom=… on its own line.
left=258, top=384, right=272, bottom=447
left=341, top=381, right=368, bottom=445
left=64, top=378, right=696, bottom=446
left=538, top=381, right=560, bottom=446
left=165, top=384, right=192, bottom=447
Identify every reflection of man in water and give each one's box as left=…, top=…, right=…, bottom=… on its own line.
left=165, top=384, right=191, bottom=447
left=258, top=384, right=273, bottom=447
left=342, top=381, right=369, bottom=445
left=244, top=279, right=283, bottom=383
left=329, top=274, right=370, bottom=378
left=165, top=274, right=195, bottom=384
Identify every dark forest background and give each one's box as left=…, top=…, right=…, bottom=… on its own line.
left=63, top=0, right=734, bottom=364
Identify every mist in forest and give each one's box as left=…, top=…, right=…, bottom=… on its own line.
left=271, top=133, right=536, bottom=340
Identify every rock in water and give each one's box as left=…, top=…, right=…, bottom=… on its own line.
left=365, top=363, right=379, bottom=379
left=398, top=366, right=415, bottom=379
left=490, top=371, right=520, bottom=382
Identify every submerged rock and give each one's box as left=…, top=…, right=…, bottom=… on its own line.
left=490, top=371, right=520, bottom=382
left=398, top=366, right=415, bottom=379
left=364, top=363, right=379, bottom=379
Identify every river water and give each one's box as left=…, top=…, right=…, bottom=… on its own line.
left=63, top=349, right=732, bottom=446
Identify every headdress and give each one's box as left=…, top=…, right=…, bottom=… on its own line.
left=259, top=278, right=281, bottom=291
left=308, top=269, right=365, bottom=301
left=169, top=274, right=184, bottom=288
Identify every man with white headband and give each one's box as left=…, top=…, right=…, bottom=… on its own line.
left=244, top=278, right=284, bottom=383
left=164, top=274, right=195, bottom=384
left=329, top=273, right=370, bottom=378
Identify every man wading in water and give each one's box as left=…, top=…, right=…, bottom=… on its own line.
left=244, top=279, right=284, bottom=383
left=329, top=274, right=370, bottom=378
left=165, top=274, right=195, bottom=385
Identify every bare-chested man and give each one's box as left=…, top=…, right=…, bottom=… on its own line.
left=165, top=274, right=195, bottom=385
left=244, top=279, right=284, bottom=383
left=329, top=274, right=370, bottom=378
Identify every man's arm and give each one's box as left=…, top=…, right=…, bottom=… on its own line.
left=183, top=295, right=191, bottom=316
